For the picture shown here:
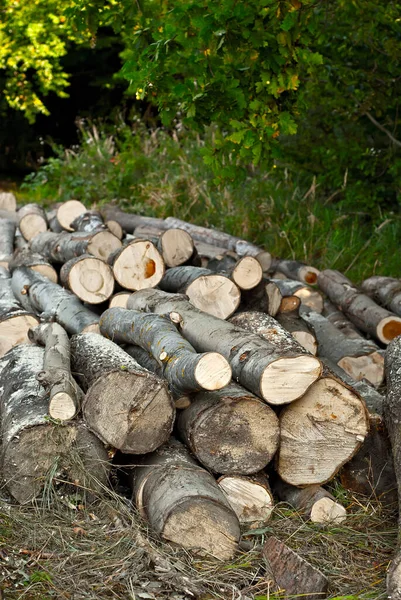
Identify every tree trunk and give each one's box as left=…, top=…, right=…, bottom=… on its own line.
left=218, top=472, right=274, bottom=527
left=8, top=249, right=58, bottom=283
left=28, top=323, right=83, bottom=421
left=271, top=259, right=320, bottom=285
left=300, top=307, right=384, bottom=387
left=263, top=537, right=329, bottom=599
left=272, top=278, right=324, bottom=313
left=18, top=204, right=47, bottom=241
left=318, top=269, right=401, bottom=344
left=70, top=210, right=106, bottom=233
left=177, top=383, right=279, bottom=474
left=70, top=333, right=174, bottom=453
left=0, top=268, right=39, bottom=357
left=100, top=205, right=165, bottom=233
left=109, top=239, right=165, bottom=291
left=383, top=337, right=401, bottom=599
left=12, top=267, right=100, bottom=334
left=100, top=307, right=231, bottom=393
left=159, top=265, right=241, bottom=319
left=273, top=479, right=346, bottom=524
left=0, top=217, right=16, bottom=266
left=207, top=254, right=263, bottom=290
left=127, top=289, right=322, bottom=404
left=60, top=254, right=115, bottom=304
left=361, top=275, right=401, bottom=317
left=164, top=216, right=272, bottom=270
left=0, top=191, right=17, bottom=212
left=277, top=372, right=369, bottom=486
left=240, top=279, right=282, bottom=316
left=56, top=200, right=86, bottom=231
left=276, top=306, right=318, bottom=356
left=31, top=230, right=122, bottom=263
left=228, top=311, right=322, bottom=405
left=0, top=344, right=110, bottom=504
left=109, top=291, right=131, bottom=308
left=322, top=299, right=364, bottom=338
left=129, top=439, right=240, bottom=559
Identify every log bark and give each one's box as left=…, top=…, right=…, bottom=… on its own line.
left=273, top=479, right=346, bottom=524
left=207, top=254, right=263, bottom=290
left=0, top=191, right=17, bottom=212
left=276, top=306, right=318, bottom=356
left=127, top=289, right=322, bottom=404
left=218, top=473, right=274, bottom=527
left=271, top=259, right=320, bottom=285
left=361, top=275, right=401, bottom=317
left=300, top=307, right=384, bottom=386
left=31, top=230, right=122, bottom=263
left=100, top=307, right=231, bottom=393
left=163, top=216, right=272, bottom=270
left=12, top=267, right=100, bottom=334
left=70, top=333, right=174, bottom=453
left=322, top=299, right=363, bottom=338
left=0, top=217, right=16, bottom=266
left=159, top=266, right=241, bottom=319
left=263, top=537, right=329, bottom=599
left=228, top=311, right=322, bottom=405
left=383, top=337, right=401, bottom=598
left=108, top=291, right=131, bottom=308
left=109, top=239, right=165, bottom=291
left=240, top=279, right=282, bottom=317
left=129, top=439, right=240, bottom=559
left=60, top=255, right=115, bottom=304
left=8, top=249, right=58, bottom=283
left=277, top=372, right=369, bottom=486
left=0, top=344, right=110, bottom=503
left=18, top=204, right=47, bottom=241
left=56, top=200, right=86, bottom=231
left=28, top=323, right=83, bottom=421
left=272, top=278, right=324, bottom=312
left=0, top=268, right=39, bottom=357
left=100, top=205, right=165, bottom=232
left=177, top=383, right=279, bottom=474
left=46, top=208, right=64, bottom=233
left=70, top=210, right=106, bottom=233
left=318, top=269, right=401, bottom=344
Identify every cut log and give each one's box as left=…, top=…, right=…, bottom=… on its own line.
left=129, top=439, right=240, bottom=559
left=159, top=266, right=241, bottom=319
left=0, top=191, right=17, bottom=212
left=177, top=383, right=279, bottom=474
left=0, top=217, right=16, bottom=266
left=164, top=216, right=272, bottom=270
left=12, top=267, right=100, bottom=334
left=70, top=333, right=174, bottom=453
left=300, top=307, right=384, bottom=386
left=157, top=229, right=196, bottom=267
left=279, top=294, right=302, bottom=313
left=110, top=239, right=165, bottom=291
left=277, top=372, right=369, bottom=486
left=60, top=255, right=114, bottom=304
left=108, top=291, right=131, bottom=308
left=0, top=344, right=110, bottom=503
left=273, top=479, right=346, bottom=524
left=28, top=323, right=83, bottom=421
left=240, top=279, right=282, bottom=316
left=361, top=275, right=401, bottom=317
left=195, top=242, right=238, bottom=262
left=46, top=207, right=64, bottom=233
left=263, top=537, right=329, bottom=599
left=271, top=259, right=320, bottom=285
left=70, top=210, right=106, bottom=233
left=276, top=305, right=318, bottom=356
left=0, top=268, right=39, bottom=356
left=272, top=278, right=324, bottom=312
left=318, top=269, right=401, bottom=344
left=127, top=289, right=322, bottom=404
left=218, top=473, right=274, bottom=527
left=383, top=338, right=401, bottom=598
left=31, top=230, right=122, bottom=263
left=56, top=200, right=86, bottom=231
left=100, top=307, right=231, bottom=393
left=322, top=299, right=364, bottom=338
left=8, top=249, right=58, bottom=283
left=18, top=204, right=47, bottom=241
left=207, top=254, right=263, bottom=291
left=228, top=311, right=322, bottom=404
left=105, top=220, right=123, bottom=240
left=100, top=205, right=165, bottom=232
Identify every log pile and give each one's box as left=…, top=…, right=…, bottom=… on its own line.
left=0, top=198, right=400, bottom=595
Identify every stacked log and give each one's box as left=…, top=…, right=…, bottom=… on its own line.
left=0, top=217, right=16, bottom=267
left=109, top=239, right=165, bottom=290
left=8, top=249, right=58, bottom=283
left=31, top=230, right=122, bottom=263
left=60, top=255, right=114, bottom=304
left=271, top=259, right=320, bottom=285
left=272, top=278, right=324, bottom=312
left=218, top=473, right=274, bottom=527
left=361, top=275, right=401, bottom=317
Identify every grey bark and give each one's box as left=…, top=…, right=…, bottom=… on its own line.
left=322, top=299, right=362, bottom=338
left=100, top=206, right=165, bottom=233
left=31, top=230, right=122, bottom=263
left=46, top=208, right=64, bottom=233
left=276, top=306, right=318, bottom=355
left=0, top=217, right=16, bottom=264
left=8, top=249, right=58, bottom=283
left=361, top=275, right=401, bottom=317
left=272, top=278, right=324, bottom=312
left=71, top=210, right=106, bottom=233
left=100, top=307, right=231, bottom=393
left=273, top=479, right=346, bottom=523
left=70, top=333, right=174, bottom=453
left=270, top=259, right=319, bottom=285
left=240, top=279, right=282, bottom=316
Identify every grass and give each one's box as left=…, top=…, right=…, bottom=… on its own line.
left=17, top=120, right=401, bottom=283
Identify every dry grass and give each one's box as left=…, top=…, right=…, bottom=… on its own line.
left=0, top=472, right=397, bottom=600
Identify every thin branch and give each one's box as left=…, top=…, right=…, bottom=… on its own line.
left=365, top=111, right=401, bottom=148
